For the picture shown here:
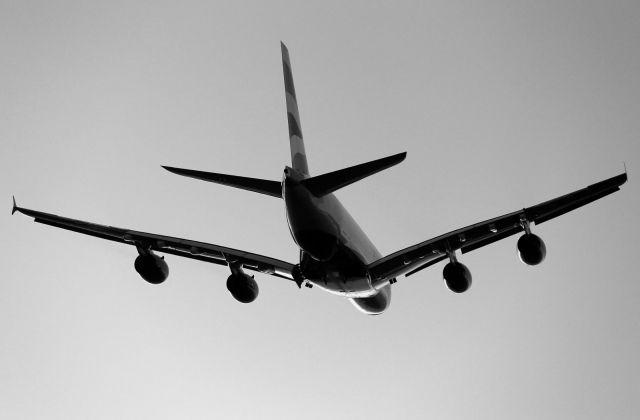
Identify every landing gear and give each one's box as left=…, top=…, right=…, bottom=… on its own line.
left=292, top=264, right=305, bottom=288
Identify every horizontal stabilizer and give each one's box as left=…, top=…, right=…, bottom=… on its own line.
left=301, top=152, right=406, bottom=196
left=162, top=166, right=282, bottom=198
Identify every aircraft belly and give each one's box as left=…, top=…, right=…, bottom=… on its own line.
left=284, top=172, right=386, bottom=298
left=302, top=262, right=374, bottom=297
left=308, top=276, right=374, bottom=298
left=299, top=240, right=377, bottom=297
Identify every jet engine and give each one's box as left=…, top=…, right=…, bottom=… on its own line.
left=517, top=233, right=546, bottom=265
left=134, top=252, right=169, bottom=284
left=227, top=272, right=259, bottom=303
left=443, top=261, right=472, bottom=293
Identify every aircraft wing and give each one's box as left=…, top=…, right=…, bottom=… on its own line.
left=12, top=203, right=296, bottom=281
left=367, top=172, right=627, bottom=283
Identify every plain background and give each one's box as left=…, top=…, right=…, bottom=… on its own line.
left=2, top=1, right=639, bottom=419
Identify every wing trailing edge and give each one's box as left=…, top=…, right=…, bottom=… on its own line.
left=366, top=171, right=627, bottom=283
left=12, top=202, right=296, bottom=280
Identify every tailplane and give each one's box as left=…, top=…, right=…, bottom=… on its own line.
left=162, top=166, right=282, bottom=198
left=301, top=152, right=406, bottom=197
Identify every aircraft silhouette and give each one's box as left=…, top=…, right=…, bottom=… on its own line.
left=13, top=43, right=627, bottom=314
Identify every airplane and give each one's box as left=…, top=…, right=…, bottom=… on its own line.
left=12, top=42, right=628, bottom=314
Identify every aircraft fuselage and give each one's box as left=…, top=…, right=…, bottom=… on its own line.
left=283, top=167, right=392, bottom=313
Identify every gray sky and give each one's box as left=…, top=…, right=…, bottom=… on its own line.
left=2, top=1, right=639, bottom=418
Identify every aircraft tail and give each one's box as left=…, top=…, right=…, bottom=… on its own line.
left=281, top=42, right=309, bottom=176
left=163, top=44, right=405, bottom=199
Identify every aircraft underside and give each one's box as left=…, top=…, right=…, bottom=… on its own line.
left=11, top=42, right=627, bottom=315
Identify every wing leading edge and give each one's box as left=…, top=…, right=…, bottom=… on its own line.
left=12, top=203, right=296, bottom=281
left=367, top=172, right=627, bottom=283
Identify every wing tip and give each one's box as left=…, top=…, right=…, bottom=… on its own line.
left=162, top=165, right=194, bottom=178
left=281, top=41, right=290, bottom=60
left=162, top=165, right=179, bottom=174
left=11, top=195, right=17, bottom=215
left=384, top=151, right=407, bottom=166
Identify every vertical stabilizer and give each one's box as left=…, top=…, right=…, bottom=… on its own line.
left=281, top=42, right=309, bottom=176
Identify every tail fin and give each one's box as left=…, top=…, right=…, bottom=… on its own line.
left=162, top=166, right=282, bottom=198
left=281, top=42, right=309, bottom=176
left=301, top=152, right=406, bottom=197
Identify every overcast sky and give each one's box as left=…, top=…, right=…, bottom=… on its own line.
left=2, top=1, right=639, bottom=419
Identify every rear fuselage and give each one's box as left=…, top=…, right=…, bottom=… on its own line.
left=282, top=167, right=391, bottom=313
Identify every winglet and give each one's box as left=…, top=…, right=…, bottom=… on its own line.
left=11, top=196, right=17, bottom=215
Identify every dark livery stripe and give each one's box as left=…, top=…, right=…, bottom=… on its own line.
left=282, top=59, right=297, bottom=99
left=287, top=112, right=303, bottom=139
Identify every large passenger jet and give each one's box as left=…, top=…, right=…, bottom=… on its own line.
left=13, top=43, right=627, bottom=314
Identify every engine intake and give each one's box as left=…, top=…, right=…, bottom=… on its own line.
left=134, top=253, right=169, bottom=284
left=517, top=233, right=546, bottom=265
left=227, top=272, right=259, bottom=303
left=443, top=261, right=472, bottom=293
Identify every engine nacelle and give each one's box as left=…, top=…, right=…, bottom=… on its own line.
left=227, top=272, right=259, bottom=303
left=443, top=261, right=472, bottom=293
left=134, top=253, right=169, bottom=284
left=517, top=233, right=546, bottom=265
